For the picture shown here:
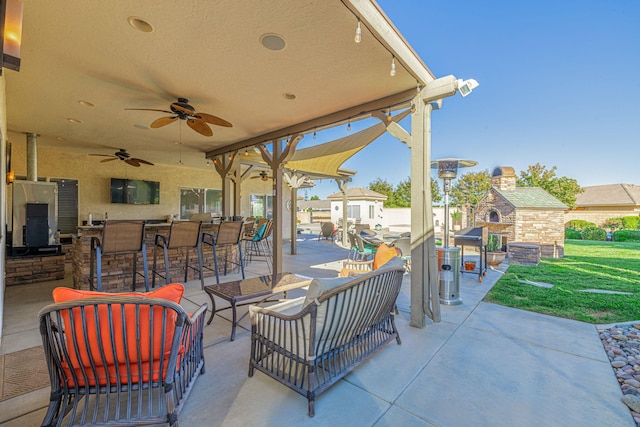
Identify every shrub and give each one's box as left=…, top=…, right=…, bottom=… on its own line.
left=565, top=227, right=582, bottom=240
left=612, top=230, right=640, bottom=242
left=604, top=218, right=623, bottom=231
left=582, top=227, right=606, bottom=241
left=486, top=233, right=501, bottom=252
left=567, top=219, right=596, bottom=229
left=604, top=216, right=640, bottom=230
left=622, top=216, right=640, bottom=230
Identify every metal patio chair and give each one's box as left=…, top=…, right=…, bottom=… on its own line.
left=202, top=220, right=245, bottom=284
left=152, top=220, right=205, bottom=289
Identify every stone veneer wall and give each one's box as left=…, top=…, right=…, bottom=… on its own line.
left=514, top=209, right=565, bottom=257
left=474, top=189, right=517, bottom=241
left=6, top=254, right=66, bottom=285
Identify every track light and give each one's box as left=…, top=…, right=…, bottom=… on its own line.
left=354, top=19, right=362, bottom=43
left=390, top=56, right=396, bottom=77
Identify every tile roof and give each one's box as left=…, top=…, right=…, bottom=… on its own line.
left=326, top=187, right=387, bottom=200
left=494, top=187, right=567, bottom=209
left=575, top=184, right=640, bottom=207
left=298, top=200, right=331, bottom=210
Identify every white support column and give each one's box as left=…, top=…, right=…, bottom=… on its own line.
left=409, top=93, right=440, bottom=326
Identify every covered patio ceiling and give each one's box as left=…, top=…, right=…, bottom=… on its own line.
left=5, top=0, right=435, bottom=169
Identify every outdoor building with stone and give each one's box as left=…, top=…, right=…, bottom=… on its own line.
left=474, top=166, right=567, bottom=260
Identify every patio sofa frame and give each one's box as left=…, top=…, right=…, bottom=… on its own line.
left=248, top=258, right=405, bottom=416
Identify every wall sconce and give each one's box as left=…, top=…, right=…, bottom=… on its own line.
left=0, top=0, right=23, bottom=73
left=6, top=169, right=14, bottom=184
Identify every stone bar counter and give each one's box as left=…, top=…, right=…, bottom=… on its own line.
left=72, top=222, right=240, bottom=291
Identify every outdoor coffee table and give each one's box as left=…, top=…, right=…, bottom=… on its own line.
left=204, top=272, right=312, bottom=341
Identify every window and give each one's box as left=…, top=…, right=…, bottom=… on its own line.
left=250, top=194, right=274, bottom=218
left=179, top=187, right=222, bottom=220
left=346, top=205, right=361, bottom=219
left=369, top=205, right=374, bottom=219
left=489, top=210, right=500, bottom=223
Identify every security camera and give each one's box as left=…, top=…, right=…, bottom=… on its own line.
left=456, top=79, right=479, bottom=97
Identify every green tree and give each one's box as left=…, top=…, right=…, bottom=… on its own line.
left=369, top=177, right=396, bottom=207
left=309, top=195, right=320, bottom=200
left=517, top=163, right=583, bottom=209
left=393, top=177, right=411, bottom=207
left=449, top=170, right=491, bottom=208
left=431, top=177, right=443, bottom=205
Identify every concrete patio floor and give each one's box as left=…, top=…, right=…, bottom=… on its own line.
left=0, top=233, right=634, bottom=426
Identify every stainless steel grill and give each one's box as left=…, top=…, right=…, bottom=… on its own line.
left=453, top=226, right=488, bottom=281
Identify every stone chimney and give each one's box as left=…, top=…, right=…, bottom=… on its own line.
left=491, top=166, right=516, bottom=191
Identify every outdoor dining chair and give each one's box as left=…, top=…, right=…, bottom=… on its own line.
left=243, top=219, right=273, bottom=273
left=318, top=221, right=338, bottom=241
left=152, top=220, right=205, bottom=289
left=89, top=220, right=149, bottom=292
left=202, top=220, right=245, bottom=284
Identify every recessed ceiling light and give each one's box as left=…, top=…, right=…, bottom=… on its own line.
left=283, top=93, right=296, bottom=100
left=67, top=118, right=83, bottom=124
left=127, top=16, right=154, bottom=33
left=133, top=124, right=149, bottom=130
left=56, top=136, right=68, bottom=141
left=174, top=141, right=182, bottom=145
left=78, top=100, right=94, bottom=107
left=261, top=34, right=286, bottom=51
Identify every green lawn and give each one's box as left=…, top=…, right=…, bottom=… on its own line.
left=484, top=240, right=640, bottom=324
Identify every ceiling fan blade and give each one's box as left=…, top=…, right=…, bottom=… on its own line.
left=187, top=118, right=213, bottom=136
left=195, top=112, right=233, bottom=127
left=125, top=108, right=173, bottom=114
left=132, top=158, right=154, bottom=166
left=90, top=153, right=117, bottom=157
left=100, top=157, right=118, bottom=163
left=150, top=116, right=179, bottom=128
left=125, top=158, right=141, bottom=167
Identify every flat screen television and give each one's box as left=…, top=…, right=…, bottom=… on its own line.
left=110, top=178, right=160, bottom=205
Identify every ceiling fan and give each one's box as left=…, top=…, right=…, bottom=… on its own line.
left=250, top=171, right=272, bottom=181
left=125, top=97, right=232, bottom=137
left=89, top=148, right=154, bottom=167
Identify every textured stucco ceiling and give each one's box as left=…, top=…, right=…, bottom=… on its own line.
left=5, top=0, right=433, bottom=170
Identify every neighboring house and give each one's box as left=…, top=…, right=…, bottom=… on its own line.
left=327, top=187, right=386, bottom=227
left=298, top=199, right=331, bottom=223
left=565, top=184, right=640, bottom=227
left=474, top=166, right=567, bottom=258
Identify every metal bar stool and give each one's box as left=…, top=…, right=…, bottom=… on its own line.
left=152, top=220, right=205, bottom=289
left=89, top=220, right=149, bottom=291
left=202, top=220, right=245, bottom=284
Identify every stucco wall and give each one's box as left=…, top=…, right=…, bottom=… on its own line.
left=9, top=143, right=292, bottom=236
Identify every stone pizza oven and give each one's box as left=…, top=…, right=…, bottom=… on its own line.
left=474, top=166, right=567, bottom=259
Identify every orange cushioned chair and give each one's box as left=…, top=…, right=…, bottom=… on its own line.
left=39, top=283, right=207, bottom=427
left=339, top=243, right=400, bottom=277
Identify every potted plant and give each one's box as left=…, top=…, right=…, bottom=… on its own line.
left=486, top=233, right=506, bottom=266
left=464, top=260, right=477, bottom=271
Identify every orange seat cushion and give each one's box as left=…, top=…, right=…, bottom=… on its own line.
left=52, top=284, right=184, bottom=386
left=373, top=243, right=399, bottom=270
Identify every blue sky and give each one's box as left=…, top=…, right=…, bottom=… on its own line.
left=303, top=0, right=640, bottom=199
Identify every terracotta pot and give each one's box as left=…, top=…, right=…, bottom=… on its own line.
left=487, top=252, right=506, bottom=267
left=464, top=261, right=476, bottom=271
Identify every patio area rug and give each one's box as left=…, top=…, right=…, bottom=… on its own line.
left=0, top=346, right=49, bottom=402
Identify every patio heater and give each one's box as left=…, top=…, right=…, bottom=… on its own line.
left=431, top=158, right=477, bottom=305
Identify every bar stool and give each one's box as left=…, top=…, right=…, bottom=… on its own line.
left=90, top=220, right=149, bottom=292
left=152, top=221, right=205, bottom=289
left=202, top=220, right=245, bottom=284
